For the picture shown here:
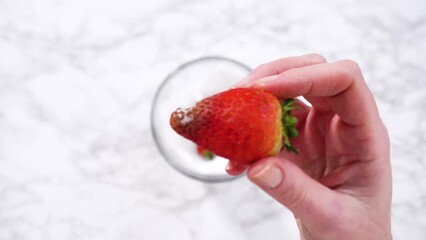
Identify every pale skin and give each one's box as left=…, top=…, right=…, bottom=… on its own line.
left=227, top=54, right=392, bottom=240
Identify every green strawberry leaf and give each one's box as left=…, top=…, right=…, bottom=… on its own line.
left=281, top=98, right=299, bottom=154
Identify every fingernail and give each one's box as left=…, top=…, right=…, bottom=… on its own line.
left=251, top=164, right=282, bottom=189
left=251, top=75, right=278, bottom=86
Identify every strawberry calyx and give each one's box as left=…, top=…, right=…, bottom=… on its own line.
left=281, top=98, right=299, bottom=154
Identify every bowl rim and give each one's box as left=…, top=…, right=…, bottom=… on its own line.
left=150, top=56, right=251, bottom=183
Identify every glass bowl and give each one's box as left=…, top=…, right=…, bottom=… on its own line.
left=151, top=56, right=251, bottom=182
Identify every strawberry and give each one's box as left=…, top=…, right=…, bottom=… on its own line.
left=170, top=88, right=298, bottom=165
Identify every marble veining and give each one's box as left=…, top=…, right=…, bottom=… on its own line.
left=0, top=0, right=425, bottom=239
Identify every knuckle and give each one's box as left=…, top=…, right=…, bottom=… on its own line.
left=306, top=53, right=327, bottom=63
left=338, top=59, right=362, bottom=75
left=336, top=59, right=363, bottom=83
left=280, top=182, right=312, bottom=211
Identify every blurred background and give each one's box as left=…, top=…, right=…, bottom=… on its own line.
left=0, top=0, right=425, bottom=239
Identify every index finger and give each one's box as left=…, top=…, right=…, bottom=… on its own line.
left=234, top=54, right=327, bottom=87
left=247, top=60, right=380, bottom=127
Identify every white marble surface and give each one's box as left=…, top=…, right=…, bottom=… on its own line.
left=1, top=0, right=425, bottom=239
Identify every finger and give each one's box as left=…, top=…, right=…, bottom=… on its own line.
left=303, top=96, right=332, bottom=113
left=319, top=162, right=360, bottom=189
left=291, top=97, right=311, bottom=129
left=248, top=157, right=338, bottom=227
left=233, top=54, right=326, bottom=87
left=248, top=60, right=380, bottom=126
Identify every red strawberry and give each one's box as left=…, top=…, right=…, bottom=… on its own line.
left=170, top=88, right=298, bottom=165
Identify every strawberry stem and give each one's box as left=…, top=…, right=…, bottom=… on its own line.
left=281, top=99, right=299, bottom=154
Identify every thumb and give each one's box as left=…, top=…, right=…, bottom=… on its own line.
left=248, top=157, right=338, bottom=224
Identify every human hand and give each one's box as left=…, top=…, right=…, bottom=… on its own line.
left=228, top=54, right=392, bottom=240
